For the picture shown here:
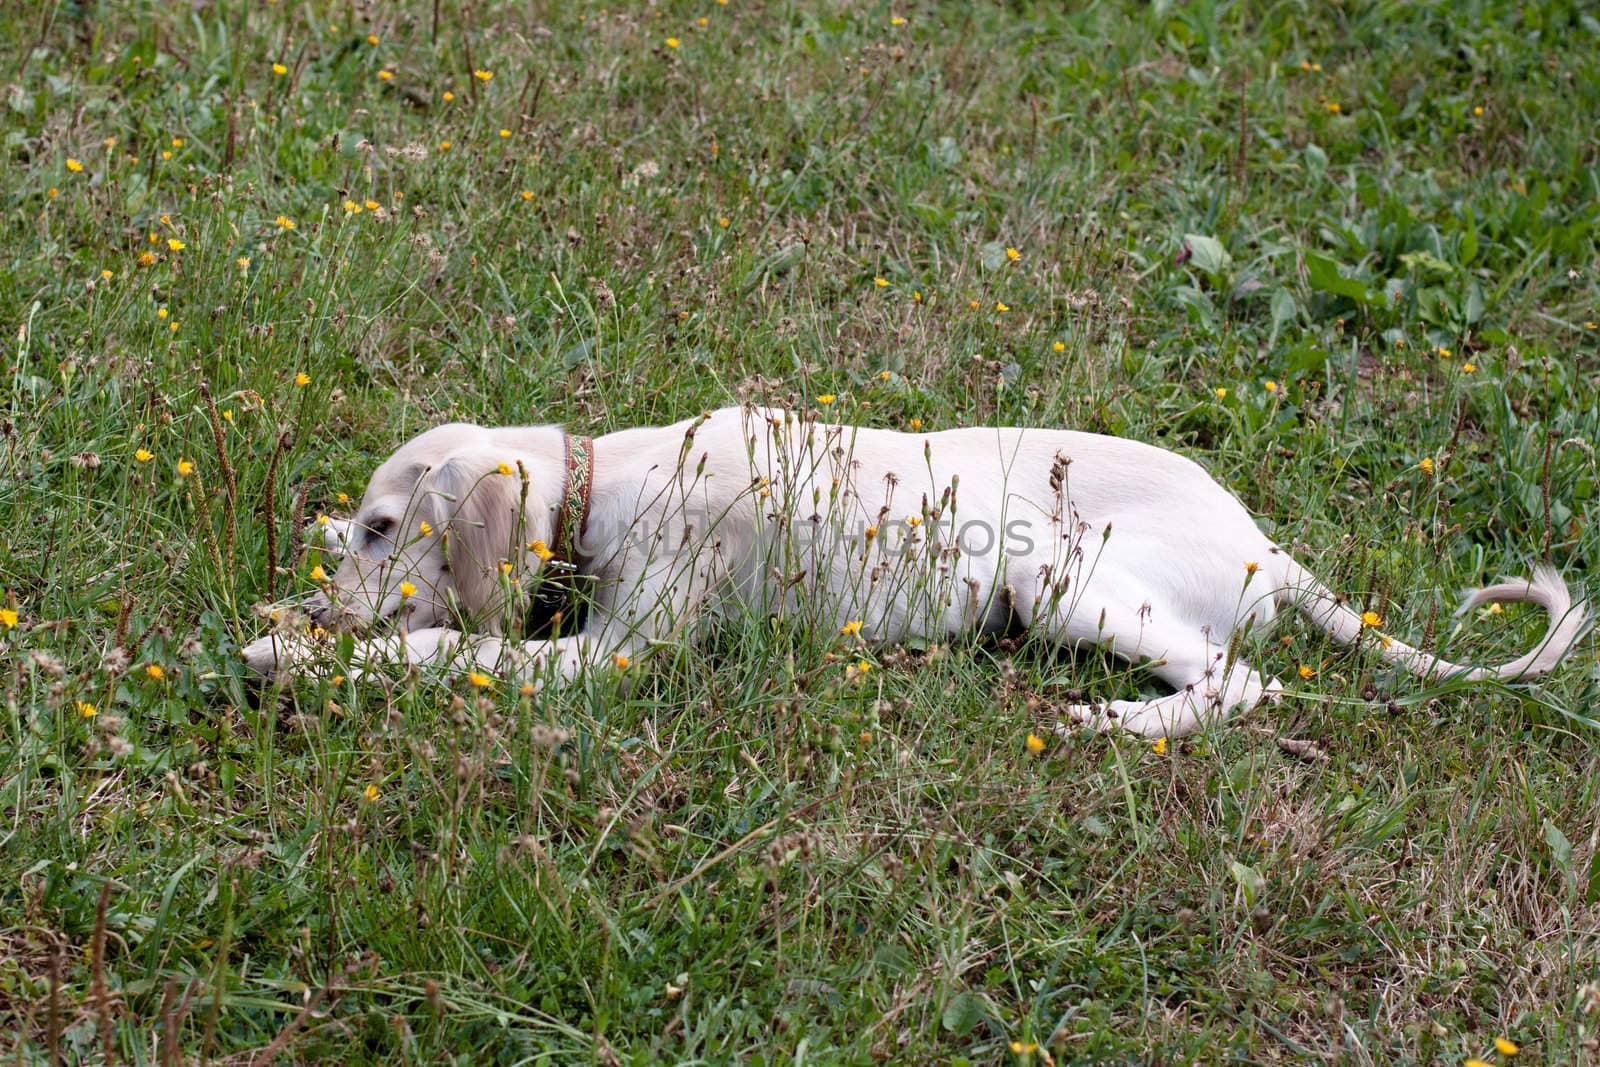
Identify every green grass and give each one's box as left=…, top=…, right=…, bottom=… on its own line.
left=3, top=0, right=1599, bottom=1061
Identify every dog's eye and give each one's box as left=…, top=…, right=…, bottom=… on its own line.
left=366, top=517, right=395, bottom=538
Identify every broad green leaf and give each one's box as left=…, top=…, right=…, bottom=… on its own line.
left=1184, top=233, right=1231, bottom=274
left=1305, top=252, right=1372, bottom=304
left=941, top=991, right=985, bottom=1034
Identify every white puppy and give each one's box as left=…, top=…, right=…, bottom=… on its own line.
left=242, top=405, right=1588, bottom=737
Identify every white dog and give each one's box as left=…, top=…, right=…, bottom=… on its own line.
left=242, top=405, right=1588, bottom=737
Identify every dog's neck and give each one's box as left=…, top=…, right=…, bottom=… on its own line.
left=551, top=433, right=596, bottom=561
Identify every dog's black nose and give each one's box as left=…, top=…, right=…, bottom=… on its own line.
left=306, top=593, right=333, bottom=624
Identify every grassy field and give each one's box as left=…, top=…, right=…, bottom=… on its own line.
left=3, top=0, right=1599, bottom=1061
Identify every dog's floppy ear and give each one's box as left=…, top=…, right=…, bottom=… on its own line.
left=423, top=452, right=546, bottom=627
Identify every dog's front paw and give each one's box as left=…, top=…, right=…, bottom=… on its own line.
left=241, top=634, right=287, bottom=676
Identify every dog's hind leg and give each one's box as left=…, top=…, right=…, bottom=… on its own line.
left=1058, top=647, right=1283, bottom=738
left=1021, top=578, right=1282, bottom=738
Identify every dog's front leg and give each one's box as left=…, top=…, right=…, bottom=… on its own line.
left=241, top=626, right=477, bottom=680
left=497, top=551, right=711, bottom=689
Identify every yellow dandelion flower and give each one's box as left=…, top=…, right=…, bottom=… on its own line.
left=1360, top=610, right=1382, bottom=628
left=157, top=307, right=169, bottom=320
left=530, top=540, right=555, bottom=562
left=1214, top=386, right=1228, bottom=399
left=499, top=128, right=511, bottom=138
left=1025, top=732, right=1045, bottom=754
left=0, top=607, right=16, bottom=629
left=890, top=15, right=907, bottom=26
left=1298, top=664, right=1314, bottom=680
left=906, top=516, right=921, bottom=528
left=1264, top=379, right=1278, bottom=392
left=854, top=659, right=872, bottom=673
left=439, top=140, right=451, bottom=151
left=816, top=394, right=836, bottom=406
left=878, top=370, right=892, bottom=381
left=473, top=68, right=493, bottom=81
left=167, top=238, right=185, bottom=251
left=276, top=215, right=296, bottom=230
left=272, top=62, right=288, bottom=75
left=499, top=560, right=513, bottom=575
left=222, top=410, right=233, bottom=423
left=399, top=580, right=417, bottom=597
left=295, top=371, right=311, bottom=386
left=1461, top=362, right=1476, bottom=373
left=1053, top=341, right=1065, bottom=352
left=1005, top=246, right=1020, bottom=261
left=874, top=276, right=888, bottom=288
left=78, top=701, right=97, bottom=719
left=1436, top=345, right=1451, bottom=358
left=1244, top=561, right=1259, bottom=575
left=467, top=670, right=493, bottom=689
left=146, top=664, right=165, bottom=680
left=864, top=525, right=878, bottom=541
left=378, top=69, right=393, bottom=81
left=135, top=448, right=154, bottom=463
left=1466, top=1060, right=1493, bottom=1067
left=47, top=187, right=58, bottom=198
left=522, top=190, right=536, bottom=201
left=1418, top=456, right=1435, bottom=475
left=840, top=619, right=863, bottom=636
left=442, top=90, right=455, bottom=102
left=418, top=521, right=432, bottom=536
left=1493, top=1037, right=1518, bottom=1056
left=909, top=418, right=923, bottom=431
left=137, top=251, right=156, bottom=267
left=1151, top=737, right=1168, bottom=755
left=66, top=158, right=84, bottom=172
left=100, top=269, right=113, bottom=281
left=343, top=199, right=360, bottom=213
left=310, top=565, right=328, bottom=581
left=363, top=783, right=380, bottom=802
left=171, top=138, right=183, bottom=148
left=169, top=321, right=179, bottom=333
left=496, top=461, right=513, bottom=476
left=717, top=214, right=728, bottom=226
left=912, top=290, right=922, bottom=302
left=614, top=654, right=630, bottom=669
left=236, top=256, right=250, bottom=270
left=176, top=458, right=195, bottom=477
left=1326, top=101, right=1341, bottom=113
left=665, top=37, right=680, bottom=48
left=336, top=492, right=350, bottom=505
left=1473, top=106, right=1484, bottom=117
left=698, top=16, right=709, bottom=26
left=366, top=33, right=379, bottom=45
left=995, top=301, right=1009, bottom=312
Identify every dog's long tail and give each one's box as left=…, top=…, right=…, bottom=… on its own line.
left=1280, top=562, right=1590, bottom=682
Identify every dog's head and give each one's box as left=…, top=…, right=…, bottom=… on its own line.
left=312, top=424, right=561, bottom=634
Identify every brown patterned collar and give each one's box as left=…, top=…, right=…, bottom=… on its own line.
left=550, top=434, right=594, bottom=561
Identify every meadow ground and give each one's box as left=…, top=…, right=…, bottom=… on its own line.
left=3, top=0, right=1599, bottom=1062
